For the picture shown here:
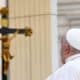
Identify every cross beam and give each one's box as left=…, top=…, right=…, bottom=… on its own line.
left=0, top=27, right=32, bottom=36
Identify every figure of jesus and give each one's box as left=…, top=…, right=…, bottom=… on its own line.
left=0, top=31, right=18, bottom=75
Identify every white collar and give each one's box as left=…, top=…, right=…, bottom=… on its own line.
left=66, top=54, right=80, bottom=63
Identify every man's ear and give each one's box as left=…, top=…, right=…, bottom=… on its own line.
left=65, top=44, right=71, bottom=55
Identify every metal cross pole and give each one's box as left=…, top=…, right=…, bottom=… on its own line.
left=0, top=0, right=32, bottom=80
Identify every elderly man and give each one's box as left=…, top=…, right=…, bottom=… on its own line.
left=46, top=28, right=80, bottom=80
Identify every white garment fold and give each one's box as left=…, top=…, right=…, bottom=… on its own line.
left=46, top=54, right=80, bottom=80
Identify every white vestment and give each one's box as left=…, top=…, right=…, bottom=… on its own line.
left=46, top=54, right=80, bottom=80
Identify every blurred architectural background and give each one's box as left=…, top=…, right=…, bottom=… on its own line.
left=58, top=0, right=80, bottom=36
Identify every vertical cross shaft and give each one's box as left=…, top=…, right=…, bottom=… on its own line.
left=1, top=0, right=9, bottom=80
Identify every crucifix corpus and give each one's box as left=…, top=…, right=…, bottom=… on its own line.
left=0, top=0, right=32, bottom=80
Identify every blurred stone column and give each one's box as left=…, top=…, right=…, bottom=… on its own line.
left=50, top=0, right=59, bottom=72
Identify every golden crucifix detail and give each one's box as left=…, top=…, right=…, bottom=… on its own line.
left=0, top=7, right=32, bottom=80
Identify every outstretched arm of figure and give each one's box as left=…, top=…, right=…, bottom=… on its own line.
left=0, top=30, right=18, bottom=41
left=9, top=29, right=19, bottom=41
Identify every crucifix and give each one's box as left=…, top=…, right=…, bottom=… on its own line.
left=0, top=0, right=32, bottom=80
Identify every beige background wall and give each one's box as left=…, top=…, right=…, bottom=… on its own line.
left=9, top=0, right=51, bottom=80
